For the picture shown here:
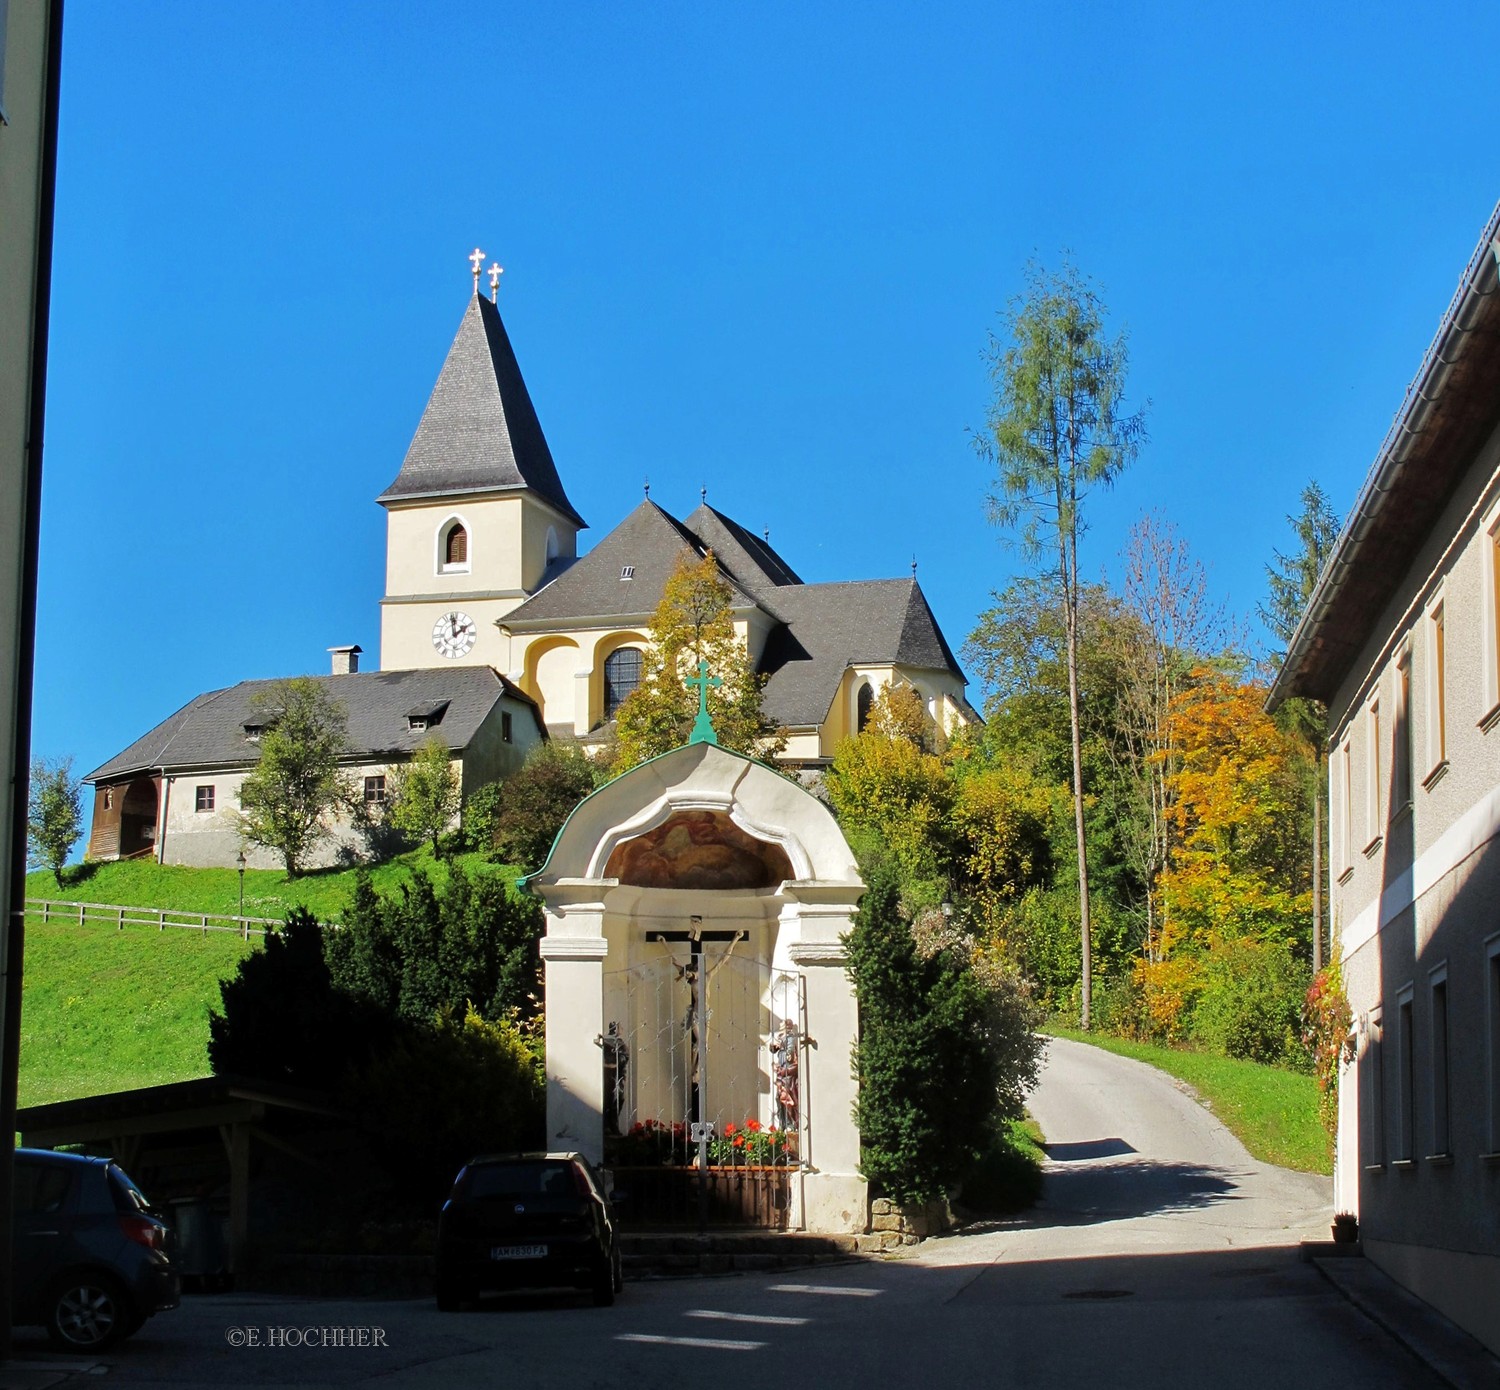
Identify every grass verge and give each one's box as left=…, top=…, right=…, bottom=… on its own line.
left=1046, top=1027, right=1330, bottom=1175
left=25, top=848, right=521, bottom=924
left=959, top=1115, right=1048, bottom=1214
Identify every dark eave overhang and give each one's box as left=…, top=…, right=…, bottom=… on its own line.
left=1269, top=202, right=1500, bottom=713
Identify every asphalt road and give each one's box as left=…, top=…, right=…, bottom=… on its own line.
left=10, top=1037, right=1447, bottom=1389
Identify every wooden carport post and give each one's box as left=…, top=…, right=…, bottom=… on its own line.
left=218, top=1121, right=251, bottom=1275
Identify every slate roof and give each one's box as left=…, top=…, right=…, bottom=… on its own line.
left=682, top=503, right=803, bottom=600
left=377, top=295, right=586, bottom=529
left=758, top=579, right=965, bottom=728
left=503, top=500, right=761, bottom=625
left=87, top=668, right=541, bottom=782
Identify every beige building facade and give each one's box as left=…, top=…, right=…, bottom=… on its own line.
left=1270, top=201, right=1500, bottom=1356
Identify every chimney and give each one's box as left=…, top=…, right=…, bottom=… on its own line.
left=328, top=644, right=362, bottom=676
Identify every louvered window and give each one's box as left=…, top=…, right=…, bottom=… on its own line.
left=445, top=524, right=468, bottom=567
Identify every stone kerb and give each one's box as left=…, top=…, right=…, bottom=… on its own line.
left=858, top=1196, right=957, bottom=1251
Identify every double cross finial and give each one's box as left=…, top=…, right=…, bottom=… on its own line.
left=468, top=249, right=505, bottom=302
left=685, top=659, right=722, bottom=746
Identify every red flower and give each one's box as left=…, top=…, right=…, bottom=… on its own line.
left=723, top=1122, right=737, bottom=1136
left=733, top=1135, right=746, bottom=1148
left=746, top=1119, right=762, bottom=1133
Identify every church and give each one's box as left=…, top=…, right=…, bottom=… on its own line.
left=85, top=262, right=978, bottom=868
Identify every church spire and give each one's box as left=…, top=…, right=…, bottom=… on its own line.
left=377, top=287, right=586, bottom=529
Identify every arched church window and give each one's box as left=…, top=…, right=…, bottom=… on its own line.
left=443, top=522, right=469, bottom=569
left=604, top=647, right=643, bottom=718
left=856, top=682, right=874, bottom=732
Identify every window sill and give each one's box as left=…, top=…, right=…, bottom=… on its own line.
left=1422, top=760, right=1450, bottom=791
left=1480, top=701, right=1500, bottom=735
left=1362, top=836, right=1384, bottom=859
left=1424, top=1153, right=1454, bottom=1166
left=1363, top=1163, right=1386, bottom=1173
left=1338, top=867, right=1355, bottom=887
left=1481, top=1152, right=1500, bottom=1165
left=1390, top=1159, right=1417, bottom=1170
left=1389, top=800, right=1412, bottom=827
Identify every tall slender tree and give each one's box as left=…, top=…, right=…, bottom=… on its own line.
left=1260, top=480, right=1341, bottom=971
left=976, top=260, right=1146, bottom=1028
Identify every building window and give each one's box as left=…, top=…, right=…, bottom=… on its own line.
left=501, top=710, right=513, bottom=744
left=1429, top=966, right=1450, bottom=1158
left=194, top=785, right=215, bottom=813
left=1394, top=650, right=1412, bottom=810
left=1361, top=1011, right=1385, bottom=1167
left=1364, top=696, right=1381, bottom=850
left=1426, top=598, right=1446, bottom=775
left=1396, top=985, right=1415, bottom=1162
left=439, top=519, right=470, bottom=573
left=620, top=566, right=635, bottom=581
left=1484, top=507, right=1500, bottom=718
left=604, top=647, right=643, bottom=717
left=1338, top=738, right=1352, bottom=872
left=1487, top=934, right=1500, bottom=1154
left=364, top=775, right=386, bottom=805
left=857, top=682, right=874, bottom=733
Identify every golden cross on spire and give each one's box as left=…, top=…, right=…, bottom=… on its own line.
left=468, top=247, right=486, bottom=291
left=488, top=262, right=503, bottom=302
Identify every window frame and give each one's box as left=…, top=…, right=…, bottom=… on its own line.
left=1395, top=983, right=1416, bottom=1164
left=1361, top=1008, right=1385, bottom=1169
left=436, top=515, right=472, bottom=576
left=1428, top=963, right=1451, bottom=1160
left=1393, top=646, right=1413, bottom=812
left=363, top=774, right=386, bottom=806
left=603, top=646, right=644, bottom=719
left=1424, top=594, right=1447, bottom=782
left=1363, top=693, right=1382, bottom=854
left=194, top=785, right=215, bottom=813
left=1487, top=932, right=1500, bottom=1156
left=1481, top=498, right=1500, bottom=726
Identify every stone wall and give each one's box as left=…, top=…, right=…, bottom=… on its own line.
left=856, top=1196, right=955, bottom=1252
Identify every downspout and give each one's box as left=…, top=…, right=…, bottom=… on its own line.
left=156, top=767, right=171, bottom=865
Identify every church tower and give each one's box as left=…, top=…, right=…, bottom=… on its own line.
left=378, top=282, right=586, bottom=671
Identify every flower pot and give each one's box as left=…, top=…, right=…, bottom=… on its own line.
left=1331, top=1215, right=1359, bottom=1244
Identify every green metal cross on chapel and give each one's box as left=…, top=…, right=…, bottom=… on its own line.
left=685, top=659, right=721, bottom=745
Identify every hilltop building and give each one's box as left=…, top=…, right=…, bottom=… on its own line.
left=86, top=272, right=977, bottom=866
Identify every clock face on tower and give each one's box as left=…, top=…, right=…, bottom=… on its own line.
left=432, top=610, right=477, bottom=658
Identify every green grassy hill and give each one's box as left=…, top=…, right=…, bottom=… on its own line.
left=19, top=850, right=522, bottom=1110
left=25, top=849, right=521, bottom=923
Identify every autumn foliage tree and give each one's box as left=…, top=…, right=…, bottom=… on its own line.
left=612, top=552, right=784, bottom=771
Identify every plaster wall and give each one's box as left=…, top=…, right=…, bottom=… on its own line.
left=1327, top=420, right=1500, bottom=1357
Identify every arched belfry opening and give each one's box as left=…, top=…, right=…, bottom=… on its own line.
left=524, top=741, right=868, bottom=1234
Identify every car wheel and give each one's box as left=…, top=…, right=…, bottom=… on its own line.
left=46, top=1273, right=134, bottom=1351
left=592, top=1263, right=616, bottom=1307
left=612, top=1249, right=624, bottom=1295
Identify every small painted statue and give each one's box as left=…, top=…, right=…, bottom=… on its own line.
left=770, top=1018, right=799, bottom=1131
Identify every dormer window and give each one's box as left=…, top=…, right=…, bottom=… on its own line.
left=620, top=565, right=635, bottom=581
left=243, top=723, right=265, bottom=742
left=405, top=699, right=450, bottom=733
left=438, top=519, right=470, bottom=574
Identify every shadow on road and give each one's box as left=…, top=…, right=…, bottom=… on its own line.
left=1044, top=1137, right=1137, bottom=1161
left=1033, top=1157, right=1244, bottom=1223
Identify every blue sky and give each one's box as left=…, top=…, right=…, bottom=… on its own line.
left=34, top=0, right=1500, bottom=781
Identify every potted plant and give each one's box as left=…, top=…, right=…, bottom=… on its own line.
left=1331, top=1212, right=1359, bottom=1244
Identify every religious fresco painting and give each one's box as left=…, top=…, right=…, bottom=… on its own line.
left=603, top=810, right=794, bottom=890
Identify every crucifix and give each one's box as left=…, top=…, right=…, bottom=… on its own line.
left=648, top=922, right=746, bottom=1128
left=468, top=246, right=486, bottom=291
left=488, top=261, right=503, bottom=302
left=685, top=659, right=722, bottom=746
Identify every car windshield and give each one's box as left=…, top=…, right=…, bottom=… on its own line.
left=463, top=1161, right=580, bottom=1199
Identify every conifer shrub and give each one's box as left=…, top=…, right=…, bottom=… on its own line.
left=845, top=863, right=1043, bottom=1206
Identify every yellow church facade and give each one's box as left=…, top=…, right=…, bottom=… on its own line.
left=377, top=289, right=979, bottom=765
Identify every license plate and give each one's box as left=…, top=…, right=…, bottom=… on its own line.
left=491, top=1244, right=547, bottom=1260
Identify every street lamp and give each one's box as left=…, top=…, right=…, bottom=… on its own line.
left=235, top=850, right=246, bottom=928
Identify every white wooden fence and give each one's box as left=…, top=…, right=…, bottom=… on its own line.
left=24, top=899, right=342, bottom=939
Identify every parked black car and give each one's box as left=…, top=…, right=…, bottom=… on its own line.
left=436, top=1152, right=622, bottom=1309
left=11, top=1148, right=181, bottom=1350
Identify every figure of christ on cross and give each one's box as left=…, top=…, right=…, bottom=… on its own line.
left=648, top=922, right=746, bottom=1132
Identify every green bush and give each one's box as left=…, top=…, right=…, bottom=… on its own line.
left=461, top=781, right=504, bottom=853
left=1191, top=936, right=1310, bottom=1068
left=348, top=1007, right=544, bottom=1205
left=492, top=743, right=598, bottom=869
left=846, top=865, right=1043, bottom=1206
left=327, top=866, right=542, bottom=1026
